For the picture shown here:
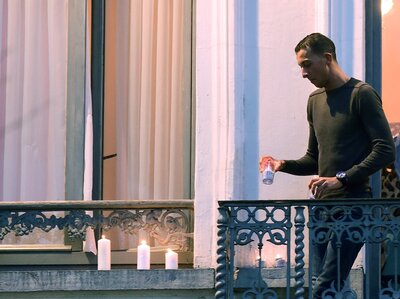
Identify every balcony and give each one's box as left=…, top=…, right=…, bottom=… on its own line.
left=1, top=199, right=400, bottom=298
left=216, top=199, right=400, bottom=299
left=0, top=200, right=215, bottom=298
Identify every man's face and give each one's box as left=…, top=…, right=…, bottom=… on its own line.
left=296, top=48, right=330, bottom=88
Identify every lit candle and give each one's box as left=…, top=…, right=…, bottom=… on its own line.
left=97, top=235, right=111, bottom=270
left=255, top=255, right=265, bottom=268
left=165, top=249, right=178, bottom=269
left=274, top=254, right=286, bottom=268
left=137, top=241, right=150, bottom=270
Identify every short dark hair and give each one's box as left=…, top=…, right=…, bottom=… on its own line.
left=295, top=33, right=337, bottom=61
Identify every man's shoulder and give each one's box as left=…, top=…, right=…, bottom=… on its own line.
left=309, top=88, right=325, bottom=98
left=307, top=78, right=376, bottom=99
left=347, top=78, right=372, bottom=90
left=348, top=78, right=379, bottom=99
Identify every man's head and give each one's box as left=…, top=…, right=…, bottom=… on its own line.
left=295, top=33, right=337, bottom=61
left=295, top=33, right=339, bottom=89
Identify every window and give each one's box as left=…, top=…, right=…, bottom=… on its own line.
left=0, top=0, right=194, bottom=265
left=101, top=0, right=193, bottom=251
left=0, top=0, right=70, bottom=249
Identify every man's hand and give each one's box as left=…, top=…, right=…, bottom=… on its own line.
left=259, top=156, right=285, bottom=173
left=309, top=176, right=343, bottom=198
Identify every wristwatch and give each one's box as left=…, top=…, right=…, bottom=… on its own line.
left=336, top=171, right=348, bottom=186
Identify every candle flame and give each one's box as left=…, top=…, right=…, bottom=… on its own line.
left=276, top=254, right=281, bottom=259
left=141, top=240, right=147, bottom=245
left=102, top=235, right=105, bottom=239
left=167, top=248, right=172, bottom=253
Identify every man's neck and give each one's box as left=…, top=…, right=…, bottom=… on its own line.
left=325, top=71, right=350, bottom=91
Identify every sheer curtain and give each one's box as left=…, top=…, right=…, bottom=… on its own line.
left=104, top=0, right=192, bottom=249
left=0, top=0, right=68, bottom=244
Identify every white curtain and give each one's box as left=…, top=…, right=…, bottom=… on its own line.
left=0, top=0, right=68, bottom=244
left=104, top=0, right=191, bottom=249
left=82, top=0, right=97, bottom=254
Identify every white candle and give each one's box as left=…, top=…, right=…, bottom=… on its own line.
left=97, top=235, right=111, bottom=270
left=274, top=254, right=286, bottom=268
left=137, top=241, right=150, bottom=270
left=255, top=256, right=265, bottom=268
left=165, top=249, right=178, bottom=269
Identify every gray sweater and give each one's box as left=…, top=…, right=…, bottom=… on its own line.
left=281, top=78, right=395, bottom=198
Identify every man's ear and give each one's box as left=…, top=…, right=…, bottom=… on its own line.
left=324, top=52, right=333, bottom=64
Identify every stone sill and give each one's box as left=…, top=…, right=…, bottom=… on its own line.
left=0, top=267, right=364, bottom=294
left=0, top=269, right=215, bottom=293
left=235, top=267, right=364, bottom=288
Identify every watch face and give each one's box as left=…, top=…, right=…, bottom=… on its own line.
left=337, top=172, right=346, bottom=179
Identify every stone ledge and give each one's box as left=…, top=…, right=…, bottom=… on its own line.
left=0, top=269, right=215, bottom=293
left=234, top=267, right=364, bottom=297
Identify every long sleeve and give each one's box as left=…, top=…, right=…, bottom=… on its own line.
left=345, top=85, right=395, bottom=185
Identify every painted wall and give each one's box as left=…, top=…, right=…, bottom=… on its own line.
left=195, top=0, right=317, bottom=268
left=382, top=2, right=400, bottom=124
left=257, top=1, right=316, bottom=201
left=194, top=0, right=366, bottom=268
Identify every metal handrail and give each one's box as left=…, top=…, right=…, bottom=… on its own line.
left=216, top=198, right=400, bottom=299
left=0, top=200, right=194, bottom=253
left=0, top=199, right=194, bottom=211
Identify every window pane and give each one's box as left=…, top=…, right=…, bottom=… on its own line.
left=103, top=0, right=192, bottom=250
left=0, top=1, right=68, bottom=246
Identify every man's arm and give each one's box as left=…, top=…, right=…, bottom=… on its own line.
left=345, top=86, right=395, bottom=185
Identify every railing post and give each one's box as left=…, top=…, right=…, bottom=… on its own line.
left=294, top=206, right=306, bottom=299
left=365, top=202, right=381, bottom=299
left=215, top=206, right=229, bottom=299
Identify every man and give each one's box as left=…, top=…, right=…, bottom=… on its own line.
left=259, top=33, right=395, bottom=298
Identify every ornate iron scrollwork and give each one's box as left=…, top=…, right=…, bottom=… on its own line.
left=242, top=284, right=278, bottom=299
left=0, top=211, right=59, bottom=239
left=217, top=203, right=292, bottom=298
left=231, top=206, right=291, bottom=247
left=0, top=207, right=193, bottom=251
left=217, top=199, right=400, bottom=298
left=102, top=208, right=192, bottom=250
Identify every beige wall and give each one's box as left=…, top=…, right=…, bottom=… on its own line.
left=195, top=0, right=367, bottom=269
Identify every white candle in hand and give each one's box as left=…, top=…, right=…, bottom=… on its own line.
left=137, top=241, right=150, bottom=270
left=165, top=249, right=178, bottom=269
left=97, top=235, right=111, bottom=270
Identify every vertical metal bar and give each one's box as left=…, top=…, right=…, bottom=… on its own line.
left=215, top=206, right=229, bottom=299
left=308, top=207, right=314, bottom=299
left=257, top=245, right=262, bottom=292
left=394, top=242, right=399, bottom=291
left=286, top=207, right=292, bottom=299
left=294, top=206, right=306, bottom=299
left=336, top=244, right=341, bottom=293
left=229, top=220, right=236, bottom=298
left=365, top=1, right=382, bottom=297
left=91, top=0, right=105, bottom=203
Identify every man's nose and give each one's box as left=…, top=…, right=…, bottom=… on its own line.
left=302, top=69, right=308, bottom=78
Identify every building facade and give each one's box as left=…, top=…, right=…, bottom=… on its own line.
left=1, top=0, right=399, bottom=274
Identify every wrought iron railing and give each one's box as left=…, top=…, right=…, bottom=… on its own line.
left=0, top=200, right=194, bottom=253
left=216, top=199, right=400, bottom=299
